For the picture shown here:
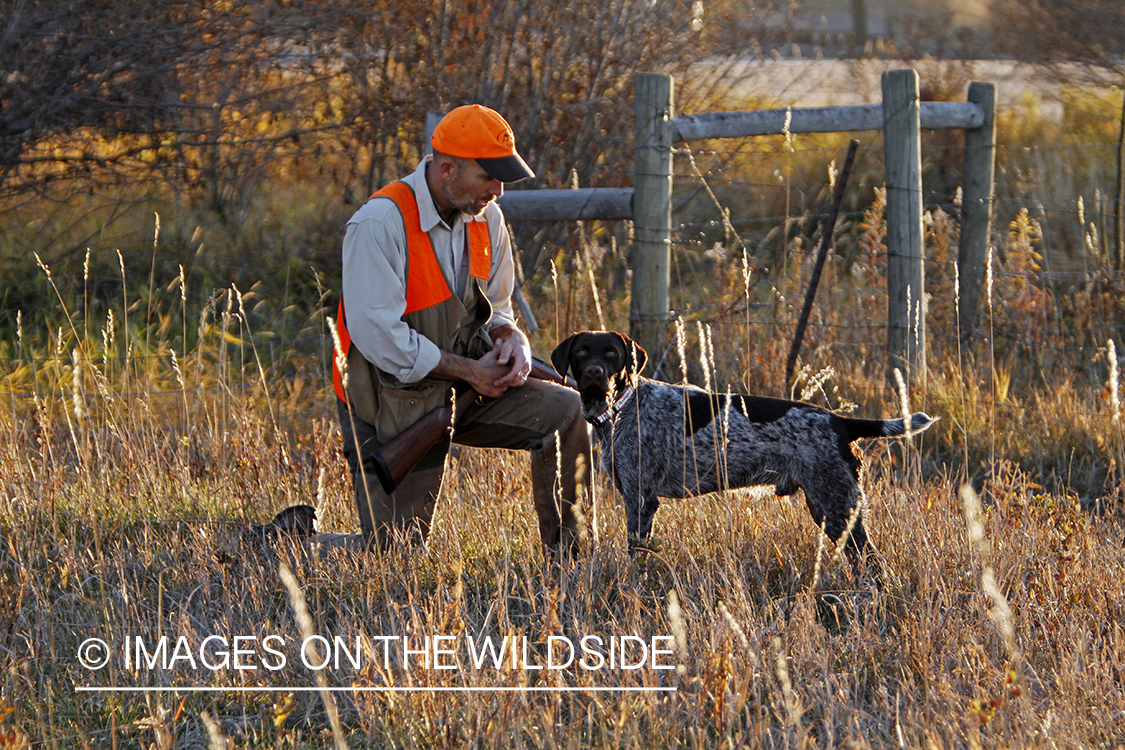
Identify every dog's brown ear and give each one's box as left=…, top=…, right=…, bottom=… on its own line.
left=550, top=334, right=578, bottom=382
left=611, top=332, right=648, bottom=377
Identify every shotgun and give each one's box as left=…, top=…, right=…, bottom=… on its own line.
left=369, top=357, right=573, bottom=495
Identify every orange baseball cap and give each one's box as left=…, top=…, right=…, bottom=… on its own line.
left=431, top=104, right=535, bottom=183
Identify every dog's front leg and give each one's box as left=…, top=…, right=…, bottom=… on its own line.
left=614, top=471, right=646, bottom=553
left=626, top=494, right=662, bottom=555
left=607, top=438, right=659, bottom=555
left=622, top=487, right=662, bottom=555
left=620, top=480, right=641, bottom=542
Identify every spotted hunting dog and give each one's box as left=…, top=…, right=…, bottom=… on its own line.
left=551, top=331, right=937, bottom=574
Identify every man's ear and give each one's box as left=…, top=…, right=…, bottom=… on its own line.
left=550, top=334, right=578, bottom=382
left=612, top=332, right=648, bottom=378
left=432, top=152, right=458, bottom=180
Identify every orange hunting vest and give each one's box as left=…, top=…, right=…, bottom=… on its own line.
left=332, top=180, right=493, bottom=403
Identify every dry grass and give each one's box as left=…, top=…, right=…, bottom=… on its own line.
left=3, top=397, right=1125, bottom=748
left=3, top=240, right=1125, bottom=748
left=5, top=79, right=1125, bottom=744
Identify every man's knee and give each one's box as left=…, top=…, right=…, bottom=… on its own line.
left=543, top=383, right=584, bottom=431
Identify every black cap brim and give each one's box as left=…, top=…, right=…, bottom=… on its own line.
left=476, top=154, right=535, bottom=183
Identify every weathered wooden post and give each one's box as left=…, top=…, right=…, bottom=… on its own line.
left=957, top=82, right=996, bottom=342
left=632, top=72, right=674, bottom=371
left=882, top=69, right=926, bottom=384
left=424, top=111, right=443, bottom=154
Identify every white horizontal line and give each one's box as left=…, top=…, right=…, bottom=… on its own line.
left=76, top=686, right=676, bottom=693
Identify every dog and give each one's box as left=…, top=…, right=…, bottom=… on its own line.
left=550, top=331, right=937, bottom=573
left=244, top=504, right=317, bottom=542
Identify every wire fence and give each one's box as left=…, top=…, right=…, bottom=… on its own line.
left=2, top=123, right=1124, bottom=441
left=660, top=131, right=1125, bottom=365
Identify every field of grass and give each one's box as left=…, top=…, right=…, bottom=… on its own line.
left=3, top=76, right=1125, bottom=748
left=3, top=241, right=1125, bottom=748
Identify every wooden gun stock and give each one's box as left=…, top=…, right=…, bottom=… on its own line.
left=370, top=357, right=572, bottom=494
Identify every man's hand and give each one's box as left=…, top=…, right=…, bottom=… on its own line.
left=429, top=324, right=532, bottom=398
left=430, top=348, right=507, bottom=398
left=489, top=324, right=532, bottom=388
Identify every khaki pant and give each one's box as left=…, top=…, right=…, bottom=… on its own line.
left=329, top=379, right=593, bottom=553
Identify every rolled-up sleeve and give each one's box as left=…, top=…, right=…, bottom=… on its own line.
left=341, top=200, right=442, bottom=383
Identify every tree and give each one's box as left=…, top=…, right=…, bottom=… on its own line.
left=0, top=0, right=338, bottom=214
left=1, top=0, right=789, bottom=283
left=990, top=0, right=1124, bottom=80
left=320, top=0, right=776, bottom=277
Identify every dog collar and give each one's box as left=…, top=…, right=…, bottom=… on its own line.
left=589, top=386, right=635, bottom=425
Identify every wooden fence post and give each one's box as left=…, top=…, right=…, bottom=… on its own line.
left=957, top=82, right=997, bottom=342
left=632, top=72, right=674, bottom=371
left=882, top=68, right=926, bottom=384
left=424, top=111, right=442, bottom=154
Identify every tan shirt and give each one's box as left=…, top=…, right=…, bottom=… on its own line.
left=341, top=157, right=518, bottom=384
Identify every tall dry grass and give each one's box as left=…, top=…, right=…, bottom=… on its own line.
left=3, top=190, right=1125, bottom=748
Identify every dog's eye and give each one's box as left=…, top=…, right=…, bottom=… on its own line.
left=605, top=349, right=619, bottom=358
left=575, top=349, right=588, bottom=358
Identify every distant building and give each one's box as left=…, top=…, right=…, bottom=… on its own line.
left=752, top=0, right=992, bottom=58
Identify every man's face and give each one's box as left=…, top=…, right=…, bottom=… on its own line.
left=439, top=157, right=503, bottom=217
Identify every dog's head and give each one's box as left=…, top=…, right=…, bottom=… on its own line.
left=551, top=331, right=648, bottom=405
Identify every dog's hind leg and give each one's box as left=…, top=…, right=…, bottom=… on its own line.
left=800, top=470, right=882, bottom=582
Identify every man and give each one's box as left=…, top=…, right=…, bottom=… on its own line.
left=322, top=104, right=592, bottom=554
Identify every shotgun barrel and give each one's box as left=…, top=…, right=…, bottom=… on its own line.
left=369, top=357, right=570, bottom=494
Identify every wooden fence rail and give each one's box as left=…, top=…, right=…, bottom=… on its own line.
left=671, top=100, right=985, bottom=141
left=497, top=188, right=633, bottom=221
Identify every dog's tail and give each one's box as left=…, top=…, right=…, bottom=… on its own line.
left=842, top=412, right=938, bottom=442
